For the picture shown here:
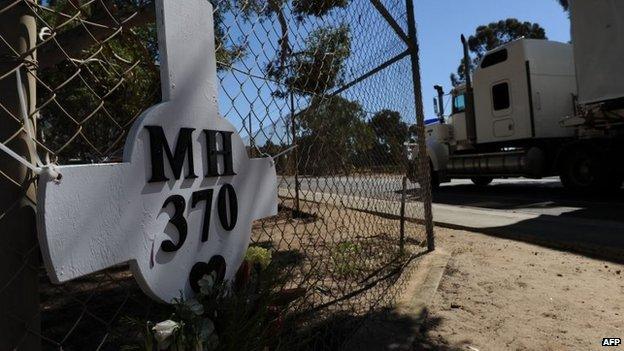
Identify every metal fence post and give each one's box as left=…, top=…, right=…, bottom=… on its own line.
left=290, top=91, right=300, bottom=214
left=405, top=0, right=435, bottom=251
left=248, top=114, right=254, bottom=157
left=0, top=1, right=41, bottom=349
left=399, top=176, right=407, bottom=254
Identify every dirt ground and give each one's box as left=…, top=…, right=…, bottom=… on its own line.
left=420, top=227, right=624, bottom=351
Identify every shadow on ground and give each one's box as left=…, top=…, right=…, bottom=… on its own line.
left=433, top=181, right=624, bottom=222
left=430, top=181, right=624, bottom=264
left=323, top=307, right=466, bottom=351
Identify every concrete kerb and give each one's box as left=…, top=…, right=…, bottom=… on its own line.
left=342, top=248, right=451, bottom=351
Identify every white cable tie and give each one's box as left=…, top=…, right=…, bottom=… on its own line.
left=0, top=143, right=61, bottom=182
left=0, top=142, right=40, bottom=174
left=8, top=68, right=63, bottom=181
left=253, top=144, right=272, bottom=159
left=272, top=144, right=298, bottom=161
left=40, top=164, right=62, bottom=181
left=16, top=69, right=42, bottom=164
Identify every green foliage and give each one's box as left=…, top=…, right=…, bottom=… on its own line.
left=468, top=19, right=547, bottom=57
left=296, top=104, right=411, bottom=176
left=269, top=24, right=351, bottom=97
left=229, top=0, right=286, bottom=16
left=330, top=241, right=362, bottom=277
left=212, top=2, right=248, bottom=67
left=368, top=110, right=409, bottom=167
left=232, top=0, right=352, bottom=97
left=558, top=0, right=569, bottom=11
left=297, top=96, right=374, bottom=175
left=292, top=0, right=350, bottom=19
left=39, top=34, right=161, bottom=161
left=125, top=246, right=298, bottom=351
left=244, top=246, right=272, bottom=269
left=232, top=0, right=348, bottom=18
left=451, top=19, right=547, bottom=86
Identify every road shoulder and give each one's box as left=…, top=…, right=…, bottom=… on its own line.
left=343, top=248, right=451, bottom=351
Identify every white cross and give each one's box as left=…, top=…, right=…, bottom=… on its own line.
left=37, top=0, right=278, bottom=303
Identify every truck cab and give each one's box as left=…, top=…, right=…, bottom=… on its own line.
left=419, top=38, right=623, bottom=191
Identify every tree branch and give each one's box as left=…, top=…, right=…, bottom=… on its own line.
left=268, top=1, right=290, bottom=74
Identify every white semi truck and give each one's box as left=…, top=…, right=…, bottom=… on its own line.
left=418, top=0, right=624, bottom=191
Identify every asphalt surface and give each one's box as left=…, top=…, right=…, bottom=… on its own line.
left=433, top=177, right=624, bottom=223
left=280, top=176, right=624, bottom=263
left=282, top=176, right=624, bottom=221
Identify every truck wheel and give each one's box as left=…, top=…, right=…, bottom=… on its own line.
left=471, top=177, right=493, bottom=187
left=559, top=149, right=602, bottom=191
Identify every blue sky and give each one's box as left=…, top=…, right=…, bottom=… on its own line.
left=415, top=0, right=571, bottom=118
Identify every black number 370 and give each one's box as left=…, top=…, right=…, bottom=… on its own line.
left=160, top=184, right=238, bottom=252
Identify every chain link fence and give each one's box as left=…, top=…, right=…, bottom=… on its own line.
left=0, top=0, right=433, bottom=349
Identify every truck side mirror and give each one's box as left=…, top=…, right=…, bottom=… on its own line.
left=433, top=97, right=439, bottom=116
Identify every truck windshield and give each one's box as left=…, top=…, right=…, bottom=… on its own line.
left=452, top=94, right=466, bottom=114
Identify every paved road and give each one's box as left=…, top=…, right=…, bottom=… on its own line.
left=282, top=176, right=624, bottom=222
left=280, top=176, right=624, bottom=263
left=433, top=177, right=624, bottom=223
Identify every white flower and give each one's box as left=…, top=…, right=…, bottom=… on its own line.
left=152, top=319, right=180, bottom=349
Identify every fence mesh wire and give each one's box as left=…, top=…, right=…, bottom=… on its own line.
left=0, top=0, right=432, bottom=349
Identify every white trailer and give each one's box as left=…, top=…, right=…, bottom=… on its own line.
left=417, top=0, right=624, bottom=192
left=571, top=0, right=624, bottom=105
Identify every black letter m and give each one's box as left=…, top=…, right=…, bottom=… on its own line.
left=145, top=126, right=197, bottom=182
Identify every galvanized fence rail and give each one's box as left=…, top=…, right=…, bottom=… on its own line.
left=0, top=0, right=433, bottom=349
